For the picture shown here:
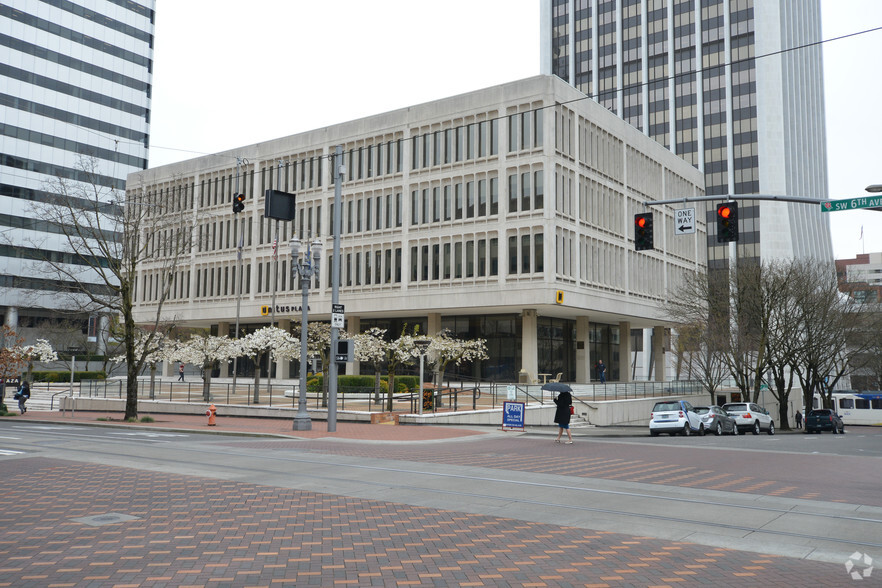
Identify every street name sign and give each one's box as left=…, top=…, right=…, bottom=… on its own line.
left=821, top=196, right=882, bottom=213
left=675, top=207, right=696, bottom=234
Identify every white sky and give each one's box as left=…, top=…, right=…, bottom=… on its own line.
left=148, top=0, right=882, bottom=261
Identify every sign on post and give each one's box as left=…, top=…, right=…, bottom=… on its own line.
left=331, top=303, right=344, bottom=329
left=675, top=207, right=695, bottom=234
left=821, top=196, right=882, bottom=213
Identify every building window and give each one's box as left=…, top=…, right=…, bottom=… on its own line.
left=490, top=177, right=499, bottom=215
left=455, top=242, right=463, bottom=278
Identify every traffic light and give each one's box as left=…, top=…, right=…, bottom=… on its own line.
left=634, top=212, right=653, bottom=251
left=716, top=202, right=738, bottom=242
left=233, top=192, right=245, bottom=214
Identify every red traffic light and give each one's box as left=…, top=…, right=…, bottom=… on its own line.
left=636, top=216, right=647, bottom=228
left=718, top=205, right=732, bottom=219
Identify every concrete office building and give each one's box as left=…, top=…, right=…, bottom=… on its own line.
left=540, top=0, right=833, bottom=268
left=129, top=76, right=705, bottom=384
left=1, top=0, right=155, bottom=346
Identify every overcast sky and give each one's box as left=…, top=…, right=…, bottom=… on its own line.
left=147, top=0, right=882, bottom=260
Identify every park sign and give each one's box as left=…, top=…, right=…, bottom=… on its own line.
left=821, top=195, right=882, bottom=213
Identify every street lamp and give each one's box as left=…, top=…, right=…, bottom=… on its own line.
left=414, top=338, right=431, bottom=415
left=865, top=185, right=882, bottom=193
left=290, top=236, right=323, bottom=431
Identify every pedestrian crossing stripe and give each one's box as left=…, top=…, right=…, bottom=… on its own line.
left=0, top=449, right=23, bottom=456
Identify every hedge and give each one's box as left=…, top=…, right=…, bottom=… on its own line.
left=305, top=375, right=419, bottom=394
left=30, top=371, right=106, bottom=383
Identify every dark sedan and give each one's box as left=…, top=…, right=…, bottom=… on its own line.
left=694, top=405, right=739, bottom=436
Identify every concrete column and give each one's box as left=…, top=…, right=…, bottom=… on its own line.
left=653, top=325, right=667, bottom=382
left=277, top=318, right=291, bottom=379
left=521, top=309, right=538, bottom=381
left=575, top=315, right=591, bottom=384
left=427, top=313, right=442, bottom=336
left=346, top=315, right=361, bottom=375
left=4, top=306, right=18, bottom=328
left=96, top=314, right=110, bottom=355
left=618, top=321, right=632, bottom=383
left=217, top=322, right=230, bottom=377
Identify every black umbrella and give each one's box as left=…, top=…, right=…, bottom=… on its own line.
left=541, top=382, right=572, bottom=393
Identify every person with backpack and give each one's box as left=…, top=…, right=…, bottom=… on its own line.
left=16, top=381, right=30, bottom=414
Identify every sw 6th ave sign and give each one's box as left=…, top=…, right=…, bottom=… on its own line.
left=821, top=196, right=882, bottom=212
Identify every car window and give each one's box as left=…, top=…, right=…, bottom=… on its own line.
left=717, top=407, right=728, bottom=416
left=723, top=403, right=747, bottom=412
left=653, top=402, right=680, bottom=411
left=694, top=407, right=709, bottom=415
left=682, top=401, right=693, bottom=411
left=809, top=409, right=831, bottom=416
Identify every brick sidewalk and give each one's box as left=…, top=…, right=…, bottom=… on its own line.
left=0, top=457, right=850, bottom=587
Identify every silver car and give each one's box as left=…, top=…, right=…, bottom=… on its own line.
left=694, top=405, right=739, bottom=436
left=722, top=402, right=775, bottom=435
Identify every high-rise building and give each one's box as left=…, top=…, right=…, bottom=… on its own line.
left=1, top=0, right=155, bottom=345
left=540, top=0, right=833, bottom=269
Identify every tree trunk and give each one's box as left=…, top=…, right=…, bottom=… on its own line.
left=252, top=353, right=261, bottom=404
left=386, top=371, right=395, bottom=412
left=202, top=361, right=212, bottom=402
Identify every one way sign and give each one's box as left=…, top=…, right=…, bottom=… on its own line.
left=675, top=208, right=695, bottom=235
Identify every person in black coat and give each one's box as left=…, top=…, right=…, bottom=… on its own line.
left=553, top=390, right=573, bottom=444
left=17, top=381, right=30, bottom=414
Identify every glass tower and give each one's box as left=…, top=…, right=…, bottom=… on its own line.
left=0, top=0, right=154, bottom=339
left=541, top=0, right=833, bottom=269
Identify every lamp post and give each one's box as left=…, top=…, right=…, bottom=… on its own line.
left=414, top=338, right=431, bottom=414
left=865, top=185, right=882, bottom=193
left=290, top=236, right=323, bottom=431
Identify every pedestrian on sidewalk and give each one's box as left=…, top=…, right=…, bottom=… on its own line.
left=16, top=381, right=30, bottom=414
left=553, top=390, right=573, bottom=444
left=597, top=359, right=606, bottom=384
left=795, top=410, right=802, bottom=429
left=178, top=363, right=185, bottom=382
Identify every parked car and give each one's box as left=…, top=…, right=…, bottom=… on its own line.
left=722, top=402, right=775, bottom=435
left=649, top=400, right=705, bottom=436
left=805, top=409, right=845, bottom=434
left=694, top=405, right=738, bottom=436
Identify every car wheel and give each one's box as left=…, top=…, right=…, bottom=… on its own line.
left=753, top=421, right=760, bottom=435
left=732, top=424, right=739, bottom=435
left=767, top=421, right=775, bottom=435
left=715, top=422, right=723, bottom=436
left=832, top=426, right=838, bottom=435
left=698, top=424, right=706, bottom=436
left=682, top=423, right=691, bottom=436
left=841, top=425, right=846, bottom=434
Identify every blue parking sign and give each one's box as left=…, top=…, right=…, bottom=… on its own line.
left=502, top=401, right=525, bottom=430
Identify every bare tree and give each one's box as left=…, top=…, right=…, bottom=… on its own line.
left=29, top=156, right=191, bottom=420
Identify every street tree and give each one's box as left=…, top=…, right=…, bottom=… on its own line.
left=27, top=156, right=192, bottom=420
left=172, top=334, right=238, bottom=402
left=383, top=325, right=421, bottom=412
left=428, top=329, right=489, bottom=385
left=352, top=327, right=388, bottom=402
left=237, top=327, right=300, bottom=403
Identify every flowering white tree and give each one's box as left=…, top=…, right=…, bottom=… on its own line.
left=291, top=320, right=343, bottom=406
left=429, top=329, right=489, bottom=385
left=237, top=327, right=299, bottom=403
left=173, top=334, right=238, bottom=402
left=382, top=326, right=422, bottom=412
left=19, top=339, right=59, bottom=384
left=353, top=327, right=387, bottom=401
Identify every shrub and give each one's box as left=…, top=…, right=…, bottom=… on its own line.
left=140, top=416, right=154, bottom=423
left=31, top=371, right=106, bottom=383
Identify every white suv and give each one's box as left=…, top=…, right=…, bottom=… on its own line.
left=649, top=400, right=705, bottom=436
left=722, top=402, right=775, bottom=435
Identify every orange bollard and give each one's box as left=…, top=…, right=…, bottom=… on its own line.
left=206, top=404, right=217, bottom=426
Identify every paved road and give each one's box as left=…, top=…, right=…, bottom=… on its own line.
left=1, top=418, right=880, bottom=587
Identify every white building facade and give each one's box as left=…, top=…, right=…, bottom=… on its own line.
left=129, top=76, right=705, bottom=384
left=0, top=0, right=154, bottom=345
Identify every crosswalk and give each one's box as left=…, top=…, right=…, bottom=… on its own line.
left=0, top=449, right=23, bottom=456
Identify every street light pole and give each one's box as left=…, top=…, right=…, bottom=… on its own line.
left=414, top=338, right=431, bottom=415
left=291, top=236, right=323, bottom=431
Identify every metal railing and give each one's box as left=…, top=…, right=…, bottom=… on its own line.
left=71, top=378, right=706, bottom=415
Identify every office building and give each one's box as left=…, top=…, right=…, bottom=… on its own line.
left=540, top=0, right=833, bottom=268
left=129, top=76, right=705, bottom=383
left=1, top=0, right=155, bottom=346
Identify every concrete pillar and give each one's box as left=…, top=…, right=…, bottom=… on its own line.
left=346, top=315, right=361, bottom=375
left=96, top=314, right=110, bottom=355
left=653, top=325, right=667, bottom=382
left=521, top=309, right=538, bottom=381
left=277, top=318, right=291, bottom=379
left=4, top=306, right=18, bottom=328
left=427, top=313, right=442, bottom=336
left=576, top=315, right=591, bottom=384
left=618, top=321, right=632, bottom=383
left=217, top=322, right=230, bottom=377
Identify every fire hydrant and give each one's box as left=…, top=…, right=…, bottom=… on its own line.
left=206, top=404, right=217, bottom=426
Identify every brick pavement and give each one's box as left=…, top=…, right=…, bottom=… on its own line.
left=0, top=457, right=850, bottom=587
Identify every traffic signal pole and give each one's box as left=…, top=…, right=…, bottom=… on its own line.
left=328, top=146, right=343, bottom=433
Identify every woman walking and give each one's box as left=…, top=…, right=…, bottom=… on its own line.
left=553, top=389, right=573, bottom=444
